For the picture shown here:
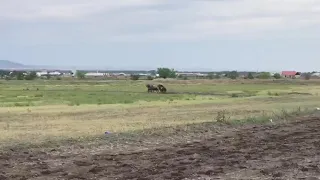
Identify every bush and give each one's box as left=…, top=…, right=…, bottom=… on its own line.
left=273, top=73, right=281, bottom=79
left=207, top=73, right=214, bottom=79
left=24, top=72, right=37, bottom=80
left=130, top=74, right=140, bottom=80
left=76, top=71, right=85, bottom=79
left=247, top=72, right=254, bottom=79
left=304, top=73, right=311, bottom=80
left=227, top=71, right=239, bottom=79
left=147, top=76, right=154, bottom=80
left=231, top=93, right=239, bottom=97
left=258, top=72, right=271, bottom=79
left=216, top=110, right=230, bottom=123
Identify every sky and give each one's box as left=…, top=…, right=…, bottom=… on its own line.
left=1, top=0, right=320, bottom=71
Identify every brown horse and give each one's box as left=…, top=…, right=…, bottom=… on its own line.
left=157, top=84, right=167, bottom=93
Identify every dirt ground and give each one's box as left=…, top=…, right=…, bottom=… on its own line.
left=2, top=115, right=320, bottom=180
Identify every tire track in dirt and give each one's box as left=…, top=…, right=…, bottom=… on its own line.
left=2, top=115, right=320, bottom=179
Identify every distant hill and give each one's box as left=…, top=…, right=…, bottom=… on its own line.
left=0, top=60, right=29, bottom=69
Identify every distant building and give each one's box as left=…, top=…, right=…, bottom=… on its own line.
left=176, top=72, right=207, bottom=77
left=48, top=71, right=61, bottom=76
left=84, top=72, right=106, bottom=77
left=311, top=72, right=320, bottom=78
left=281, top=71, right=301, bottom=78
left=36, top=71, right=48, bottom=77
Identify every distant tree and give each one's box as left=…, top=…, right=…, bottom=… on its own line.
left=227, top=71, right=239, bottom=79
left=4, top=76, right=10, bottom=81
left=130, top=74, right=140, bottom=80
left=0, top=70, right=9, bottom=78
left=16, top=72, right=25, bottom=80
left=304, top=73, right=311, bottom=80
left=147, top=76, right=154, bottom=80
left=207, top=72, right=214, bottom=79
left=273, top=73, right=281, bottom=79
left=9, top=71, right=18, bottom=78
left=45, top=73, right=51, bottom=79
left=247, top=72, right=254, bottom=79
left=24, top=71, right=37, bottom=80
left=148, top=70, right=157, bottom=76
left=157, top=68, right=176, bottom=79
left=177, top=74, right=184, bottom=79
left=214, top=74, right=221, bottom=79
left=76, top=71, right=85, bottom=79
left=258, top=72, right=271, bottom=79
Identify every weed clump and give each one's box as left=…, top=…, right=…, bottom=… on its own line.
left=215, top=110, right=230, bottom=124
left=267, top=91, right=280, bottom=96
left=231, top=93, right=239, bottom=98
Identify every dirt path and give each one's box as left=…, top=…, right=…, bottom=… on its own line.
left=2, top=115, right=320, bottom=179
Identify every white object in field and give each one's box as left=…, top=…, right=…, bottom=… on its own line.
left=269, top=119, right=273, bottom=123
left=316, top=107, right=320, bottom=110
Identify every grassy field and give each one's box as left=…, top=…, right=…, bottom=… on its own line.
left=1, top=79, right=320, bottom=150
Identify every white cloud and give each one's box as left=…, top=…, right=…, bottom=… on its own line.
left=1, top=0, right=320, bottom=42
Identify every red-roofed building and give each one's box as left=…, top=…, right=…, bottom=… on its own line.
left=281, top=71, right=301, bottom=78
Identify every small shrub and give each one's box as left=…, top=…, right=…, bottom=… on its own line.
left=279, top=109, right=291, bottom=119
left=215, top=110, right=230, bottom=123
left=68, top=101, right=80, bottom=106
left=247, top=72, right=254, bottom=79
left=14, top=102, right=31, bottom=107
left=231, top=93, right=239, bottom=98
left=123, top=100, right=134, bottom=104
left=273, top=73, right=281, bottom=79
left=34, top=94, right=44, bottom=97
left=268, top=91, right=279, bottom=96
left=147, top=76, right=154, bottom=80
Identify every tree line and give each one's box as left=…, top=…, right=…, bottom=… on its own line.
left=0, top=70, right=38, bottom=80
left=0, top=68, right=312, bottom=81
left=130, top=68, right=285, bottom=80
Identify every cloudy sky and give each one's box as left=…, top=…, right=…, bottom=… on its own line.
left=1, top=0, right=320, bottom=71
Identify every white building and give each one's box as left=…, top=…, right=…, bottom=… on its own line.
left=36, top=71, right=48, bottom=77
left=84, top=72, right=106, bottom=77
left=49, top=71, right=61, bottom=76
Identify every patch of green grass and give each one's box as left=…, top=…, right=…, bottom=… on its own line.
left=0, top=79, right=319, bottom=107
left=229, top=106, right=312, bottom=125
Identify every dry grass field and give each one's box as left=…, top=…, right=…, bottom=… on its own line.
left=1, top=79, right=320, bottom=179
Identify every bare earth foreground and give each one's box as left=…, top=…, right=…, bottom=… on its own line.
left=2, top=114, right=320, bottom=180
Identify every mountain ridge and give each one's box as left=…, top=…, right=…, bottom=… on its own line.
left=0, top=60, right=28, bottom=69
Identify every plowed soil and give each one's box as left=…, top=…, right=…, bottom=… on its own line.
left=2, top=115, right=320, bottom=180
